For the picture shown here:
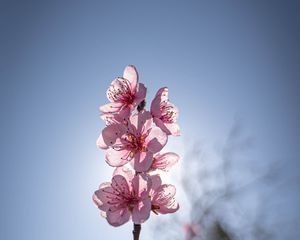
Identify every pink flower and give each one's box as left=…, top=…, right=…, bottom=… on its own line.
left=150, top=152, right=180, bottom=172
left=151, top=87, right=180, bottom=136
left=99, top=111, right=168, bottom=172
left=93, top=167, right=152, bottom=226
left=100, top=65, right=146, bottom=119
left=149, top=175, right=179, bottom=214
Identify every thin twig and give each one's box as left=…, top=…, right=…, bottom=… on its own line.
left=133, top=224, right=141, bottom=240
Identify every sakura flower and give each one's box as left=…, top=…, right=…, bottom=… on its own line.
left=149, top=175, right=179, bottom=214
left=149, top=152, right=180, bottom=172
left=100, top=111, right=168, bottom=172
left=151, top=87, right=180, bottom=136
left=100, top=65, right=146, bottom=119
left=93, top=167, right=152, bottom=226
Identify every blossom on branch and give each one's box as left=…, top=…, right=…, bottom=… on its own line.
left=93, top=65, right=181, bottom=233
left=99, top=111, right=168, bottom=172
left=151, top=87, right=180, bottom=136
left=149, top=174, right=179, bottom=214
left=93, top=167, right=152, bottom=226
left=100, top=65, right=146, bottom=120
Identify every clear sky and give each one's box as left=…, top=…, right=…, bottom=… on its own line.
left=1, top=1, right=299, bottom=239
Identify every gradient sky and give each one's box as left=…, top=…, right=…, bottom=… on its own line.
left=1, top=1, right=300, bottom=240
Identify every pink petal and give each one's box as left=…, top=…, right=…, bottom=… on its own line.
left=153, top=118, right=180, bottom=136
left=158, top=202, right=179, bottom=214
left=106, top=78, right=132, bottom=103
left=132, top=151, right=153, bottom=172
left=96, top=133, right=108, bottom=149
left=93, top=183, right=127, bottom=212
left=150, top=87, right=168, bottom=117
left=131, top=173, right=151, bottom=199
left=153, top=184, right=176, bottom=202
left=150, top=100, right=161, bottom=118
left=105, top=148, right=131, bottom=167
left=113, top=166, right=134, bottom=192
left=146, top=127, right=168, bottom=153
left=152, top=152, right=179, bottom=171
left=133, top=83, right=147, bottom=105
left=156, top=87, right=169, bottom=101
left=93, top=182, right=112, bottom=211
left=99, top=102, right=123, bottom=113
left=117, top=107, right=131, bottom=119
left=106, top=207, right=131, bottom=227
left=164, top=123, right=180, bottom=136
left=149, top=175, right=162, bottom=194
left=102, top=124, right=126, bottom=147
left=123, top=65, right=138, bottom=92
left=152, top=184, right=179, bottom=214
left=113, top=166, right=135, bottom=183
left=132, top=198, right=151, bottom=224
left=162, top=101, right=179, bottom=124
left=130, top=111, right=153, bottom=134
left=100, top=113, right=115, bottom=125
left=101, top=107, right=131, bottom=125
left=111, top=175, right=130, bottom=196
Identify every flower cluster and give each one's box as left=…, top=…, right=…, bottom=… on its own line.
left=93, top=65, right=180, bottom=227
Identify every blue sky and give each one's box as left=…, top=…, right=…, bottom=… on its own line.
left=1, top=1, right=300, bottom=239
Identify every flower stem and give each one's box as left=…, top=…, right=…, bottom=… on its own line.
left=132, top=223, right=141, bottom=240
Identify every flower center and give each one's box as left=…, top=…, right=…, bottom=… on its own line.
left=127, top=196, right=139, bottom=212
left=160, top=102, right=177, bottom=123
left=108, top=78, right=134, bottom=105
left=125, top=133, right=147, bottom=156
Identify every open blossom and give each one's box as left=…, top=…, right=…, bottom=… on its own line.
left=151, top=87, right=180, bottom=136
left=93, top=167, right=152, bottom=226
left=98, top=111, right=168, bottom=172
left=100, top=65, right=146, bottom=119
left=149, top=175, right=179, bottom=214
left=150, top=152, right=180, bottom=172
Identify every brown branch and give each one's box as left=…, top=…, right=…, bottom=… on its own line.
left=133, top=224, right=141, bottom=240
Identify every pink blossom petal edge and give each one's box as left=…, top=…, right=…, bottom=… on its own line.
left=106, top=207, right=131, bottom=227
left=105, top=148, right=131, bottom=167
left=132, top=173, right=152, bottom=199
left=96, top=133, right=108, bottom=149
left=146, top=127, right=168, bottom=153
left=151, top=152, right=180, bottom=171
left=150, top=87, right=180, bottom=136
left=132, top=198, right=151, bottom=224
left=134, top=83, right=147, bottom=105
left=151, top=184, right=179, bottom=214
left=123, top=65, right=138, bottom=92
left=131, top=151, right=153, bottom=172
left=150, top=87, right=168, bottom=117
left=154, top=118, right=180, bottom=136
